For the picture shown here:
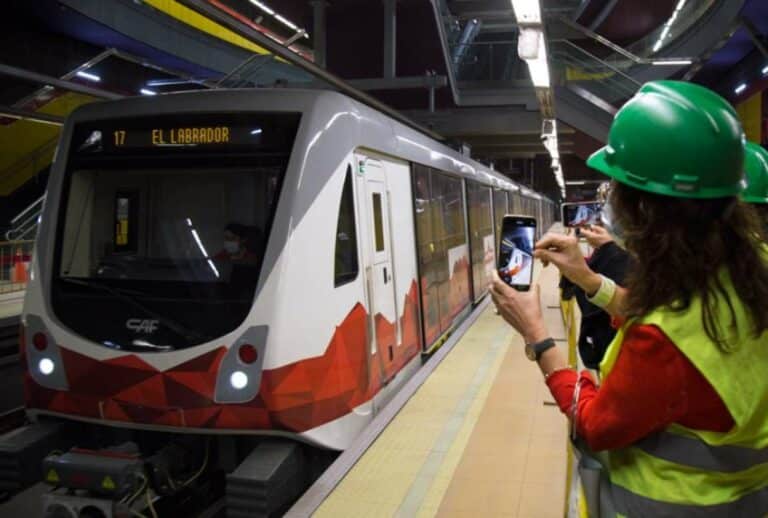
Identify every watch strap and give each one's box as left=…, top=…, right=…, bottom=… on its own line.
left=528, top=337, right=556, bottom=361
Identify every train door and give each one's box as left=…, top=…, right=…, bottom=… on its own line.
left=356, top=153, right=398, bottom=383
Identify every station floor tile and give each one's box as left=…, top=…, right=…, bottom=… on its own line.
left=315, top=262, right=568, bottom=518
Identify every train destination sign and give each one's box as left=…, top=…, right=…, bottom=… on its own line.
left=74, top=113, right=301, bottom=155
left=111, top=126, right=238, bottom=148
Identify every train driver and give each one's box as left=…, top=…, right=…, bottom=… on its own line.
left=215, top=223, right=261, bottom=264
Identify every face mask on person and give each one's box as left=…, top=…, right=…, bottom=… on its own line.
left=223, top=240, right=240, bottom=254
left=600, top=200, right=626, bottom=248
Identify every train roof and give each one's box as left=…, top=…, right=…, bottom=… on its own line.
left=65, top=88, right=551, bottom=203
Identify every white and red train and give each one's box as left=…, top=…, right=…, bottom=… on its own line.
left=22, top=88, right=554, bottom=453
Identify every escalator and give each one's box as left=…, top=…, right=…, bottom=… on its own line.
left=433, top=0, right=746, bottom=142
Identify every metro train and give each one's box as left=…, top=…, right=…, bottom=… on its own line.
left=17, top=88, right=554, bottom=511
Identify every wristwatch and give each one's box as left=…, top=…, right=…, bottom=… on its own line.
left=525, top=337, right=556, bottom=361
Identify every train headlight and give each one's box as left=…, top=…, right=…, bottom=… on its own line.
left=39, top=358, right=55, bottom=376
left=25, top=315, right=68, bottom=391
left=229, top=371, right=248, bottom=390
left=214, top=326, right=267, bottom=403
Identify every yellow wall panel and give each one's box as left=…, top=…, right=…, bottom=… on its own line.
left=0, top=92, right=96, bottom=196
left=143, top=0, right=269, bottom=55
left=736, top=92, right=762, bottom=144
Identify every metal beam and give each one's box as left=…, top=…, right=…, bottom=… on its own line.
left=556, top=16, right=695, bottom=65
left=741, top=16, right=768, bottom=59
left=312, top=1, right=328, bottom=68
left=177, top=0, right=445, bottom=141
left=462, top=134, right=574, bottom=146
left=0, top=63, right=122, bottom=100
left=351, top=75, right=447, bottom=90
left=588, top=0, right=619, bottom=31
left=283, top=75, right=448, bottom=91
left=0, top=106, right=65, bottom=126
left=383, top=0, right=397, bottom=79
left=405, top=107, right=542, bottom=136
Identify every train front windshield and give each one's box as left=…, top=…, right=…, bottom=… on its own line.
left=51, top=113, right=300, bottom=351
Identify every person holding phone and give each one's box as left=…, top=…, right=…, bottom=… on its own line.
left=498, top=217, right=535, bottom=289
left=490, top=81, right=768, bottom=516
left=562, top=185, right=633, bottom=369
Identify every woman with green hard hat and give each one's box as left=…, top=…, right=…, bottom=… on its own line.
left=742, top=141, right=768, bottom=231
left=490, top=80, right=768, bottom=516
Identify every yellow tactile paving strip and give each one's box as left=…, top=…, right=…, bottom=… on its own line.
left=315, top=263, right=569, bottom=517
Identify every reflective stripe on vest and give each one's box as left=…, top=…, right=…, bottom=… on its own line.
left=613, top=482, right=768, bottom=518
left=635, top=431, right=768, bottom=473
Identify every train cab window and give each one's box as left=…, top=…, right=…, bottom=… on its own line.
left=52, top=112, right=300, bottom=351
left=334, top=167, right=359, bottom=286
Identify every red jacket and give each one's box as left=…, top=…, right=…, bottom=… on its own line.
left=546, top=324, right=733, bottom=451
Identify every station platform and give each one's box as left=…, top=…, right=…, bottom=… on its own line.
left=0, top=290, right=24, bottom=320
left=306, top=261, right=571, bottom=518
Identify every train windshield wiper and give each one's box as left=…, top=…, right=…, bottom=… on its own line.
left=58, top=278, right=210, bottom=344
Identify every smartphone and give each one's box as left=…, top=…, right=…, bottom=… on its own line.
left=498, top=215, right=537, bottom=291
left=561, top=201, right=602, bottom=228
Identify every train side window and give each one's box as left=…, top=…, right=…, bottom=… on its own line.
left=372, top=193, right=385, bottom=252
left=334, top=166, right=359, bottom=287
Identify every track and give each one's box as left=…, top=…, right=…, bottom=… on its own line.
left=0, top=315, right=23, bottom=431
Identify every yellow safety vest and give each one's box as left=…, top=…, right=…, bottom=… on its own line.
left=598, top=271, right=768, bottom=517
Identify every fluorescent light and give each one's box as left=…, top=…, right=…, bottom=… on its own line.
left=510, top=0, right=542, bottom=25
left=250, top=128, right=263, bottom=135
left=762, top=65, right=768, bottom=76
left=275, top=14, right=298, bottom=31
left=566, top=181, right=587, bottom=185
left=652, top=0, right=688, bottom=54
left=75, top=71, right=101, bottom=82
left=651, top=59, right=693, bottom=65
left=250, top=0, right=274, bottom=15
left=140, top=88, right=157, bottom=96
left=522, top=31, right=550, bottom=87
left=735, top=83, right=748, bottom=94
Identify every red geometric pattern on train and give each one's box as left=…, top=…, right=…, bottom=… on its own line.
left=420, top=253, right=471, bottom=346
left=23, top=281, right=420, bottom=432
left=446, top=255, right=471, bottom=326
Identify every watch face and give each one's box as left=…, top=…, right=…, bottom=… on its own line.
left=525, top=344, right=537, bottom=361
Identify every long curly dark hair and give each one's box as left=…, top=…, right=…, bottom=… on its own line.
left=610, top=182, right=768, bottom=349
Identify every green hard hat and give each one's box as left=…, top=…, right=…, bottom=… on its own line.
left=587, top=80, right=745, bottom=199
left=742, top=141, right=768, bottom=204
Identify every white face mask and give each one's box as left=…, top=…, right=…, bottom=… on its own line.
left=223, top=240, right=240, bottom=254
left=600, top=201, right=626, bottom=249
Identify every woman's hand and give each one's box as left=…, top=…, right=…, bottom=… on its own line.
left=580, top=225, right=613, bottom=248
left=489, top=271, right=548, bottom=344
left=534, top=233, right=602, bottom=294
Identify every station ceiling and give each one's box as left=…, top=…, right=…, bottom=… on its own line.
left=0, top=0, right=763, bottom=202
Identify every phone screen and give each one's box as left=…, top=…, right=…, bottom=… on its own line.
left=562, top=202, right=602, bottom=228
left=498, top=216, right=536, bottom=291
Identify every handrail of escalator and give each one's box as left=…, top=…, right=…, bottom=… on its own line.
left=9, top=195, right=44, bottom=227
left=556, top=15, right=697, bottom=66
left=551, top=39, right=642, bottom=87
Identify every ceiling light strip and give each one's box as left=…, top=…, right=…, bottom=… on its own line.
left=511, top=0, right=564, bottom=196
left=248, top=0, right=308, bottom=38
left=652, top=0, right=688, bottom=54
